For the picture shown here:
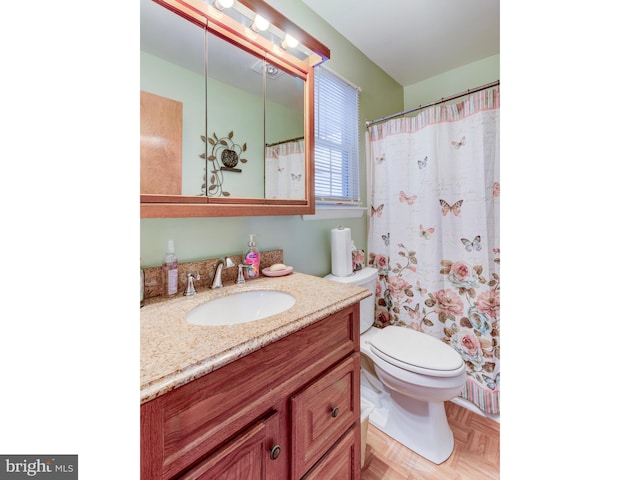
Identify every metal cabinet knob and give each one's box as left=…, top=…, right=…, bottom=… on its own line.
left=269, top=444, right=281, bottom=460
left=331, top=407, right=339, bottom=418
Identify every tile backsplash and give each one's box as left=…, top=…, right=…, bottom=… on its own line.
left=142, top=249, right=284, bottom=300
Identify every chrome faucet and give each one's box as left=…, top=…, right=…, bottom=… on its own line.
left=211, top=260, right=224, bottom=289
left=183, top=272, right=200, bottom=296
left=211, top=257, right=235, bottom=289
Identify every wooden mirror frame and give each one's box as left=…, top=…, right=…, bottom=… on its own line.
left=140, top=0, right=330, bottom=218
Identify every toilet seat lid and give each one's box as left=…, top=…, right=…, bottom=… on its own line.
left=369, top=326, right=463, bottom=375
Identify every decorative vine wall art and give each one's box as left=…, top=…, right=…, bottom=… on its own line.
left=199, top=130, right=248, bottom=197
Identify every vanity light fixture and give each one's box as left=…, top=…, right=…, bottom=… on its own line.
left=251, top=14, right=270, bottom=32
left=213, top=0, right=234, bottom=9
left=216, top=0, right=307, bottom=55
left=280, top=33, right=299, bottom=50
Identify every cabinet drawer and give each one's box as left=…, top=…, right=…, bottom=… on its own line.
left=291, top=354, right=360, bottom=479
left=302, top=426, right=360, bottom=480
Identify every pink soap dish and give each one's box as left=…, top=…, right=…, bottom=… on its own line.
left=262, top=265, right=294, bottom=277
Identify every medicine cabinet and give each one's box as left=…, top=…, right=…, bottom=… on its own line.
left=140, top=0, right=329, bottom=217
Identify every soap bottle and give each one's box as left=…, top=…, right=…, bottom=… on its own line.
left=162, top=240, right=179, bottom=297
left=244, top=233, right=260, bottom=279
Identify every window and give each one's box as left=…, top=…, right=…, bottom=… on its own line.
left=314, top=66, right=360, bottom=206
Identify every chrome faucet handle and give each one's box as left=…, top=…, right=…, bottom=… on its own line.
left=236, top=264, right=250, bottom=285
left=211, top=259, right=225, bottom=289
left=184, top=272, right=200, bottom=296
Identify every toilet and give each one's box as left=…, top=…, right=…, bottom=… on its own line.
left=324, top=267, right=466, bottom=465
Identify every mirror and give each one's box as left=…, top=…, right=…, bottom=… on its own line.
left=140, top=0, right=329, bottom=217
left=203, top=30, right=267, bottom=198
left=140, top=0, right=206, bottom=198
left=265, top=61, right=306, bottom=200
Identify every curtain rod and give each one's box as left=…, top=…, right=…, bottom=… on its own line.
left=365, top=80, right=499, bottom=128
left=265, top=136, right=304, bottom=147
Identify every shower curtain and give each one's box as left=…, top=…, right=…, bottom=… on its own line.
left=265, top=139, right=305, bottom=199
left=367, top=86, right=500, bottom=414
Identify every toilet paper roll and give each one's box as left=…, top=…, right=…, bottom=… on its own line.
left=331, top=226, right=353, bottom=277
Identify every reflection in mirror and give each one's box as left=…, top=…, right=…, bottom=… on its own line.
left=140, top=0, right=205, bottom=196
left=140, top=0, right=306, bottom=200
left=204, top=32, right=265, bottom=198
left=140, top=0, right=266, bottom=198
left=265, top=64, right=305, bottom=199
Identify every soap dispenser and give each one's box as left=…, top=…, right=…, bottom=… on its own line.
left=244, top=234, right=260, bottom=279
left=162, top=240, right=179, bottom=297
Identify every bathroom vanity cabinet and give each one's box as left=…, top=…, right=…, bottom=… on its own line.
left=140, top=303, right=361, bottom=479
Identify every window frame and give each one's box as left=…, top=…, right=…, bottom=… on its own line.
left=313, top=66, right=361, bottom=207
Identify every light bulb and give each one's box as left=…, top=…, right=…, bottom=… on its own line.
left=213, top=0, right=234, bottom=9
left=281, top=34, right=299, bottom=49
left=251, top=14, right=270, bottom=32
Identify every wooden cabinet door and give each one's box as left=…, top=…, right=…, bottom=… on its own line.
left=291, top=354, right=360, bottom=479
left=177, top=411, right=283, bottom=480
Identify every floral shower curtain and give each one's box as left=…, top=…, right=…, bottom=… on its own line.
left=265, top=139, right=305, bottom=199
left=367, top=86, right=500, bottom=414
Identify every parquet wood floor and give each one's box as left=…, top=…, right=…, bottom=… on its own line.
left=361, top=401, right=500, bottom=480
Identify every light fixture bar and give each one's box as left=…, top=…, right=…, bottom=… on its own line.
left=231, top=0, right=328, bottom=60
left=153, top=0, right=328, bottom=66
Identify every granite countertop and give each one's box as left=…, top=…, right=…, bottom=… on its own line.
left=140, top=272, right=370, bottom=404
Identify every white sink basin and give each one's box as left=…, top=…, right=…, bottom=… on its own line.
left=186, top=290, right=296, bottom=326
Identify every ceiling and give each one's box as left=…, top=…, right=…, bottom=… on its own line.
left=299, top=0, right=500, bottom=87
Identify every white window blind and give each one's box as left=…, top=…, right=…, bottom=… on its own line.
left=314, top=66, right=360, bottom=205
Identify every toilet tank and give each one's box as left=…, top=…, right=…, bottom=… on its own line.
left=324, top=267, right=378, bottom=334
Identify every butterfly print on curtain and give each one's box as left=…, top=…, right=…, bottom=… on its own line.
left=440, top=199, right=463, bottom=216
left=461, top=235, right=481, bottom=251
left=400, top=191, right=417, bottom=205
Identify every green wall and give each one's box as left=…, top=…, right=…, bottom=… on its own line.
left=141, top=0, right=403, bottom=277
left=140, top=2, right=499, bottom=279
left=404, top=54, right=500, bottom=109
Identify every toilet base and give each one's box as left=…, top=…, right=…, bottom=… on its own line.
left=370, top=388, right=454, bottom=465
